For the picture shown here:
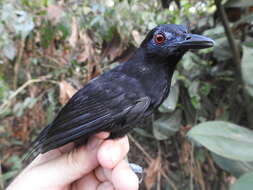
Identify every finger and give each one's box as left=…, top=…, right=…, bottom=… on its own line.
left=28, top=143, right=75, bottom=169
left=95, top=160, right=139, bottom=190
left=95, top=166, right=112, bottom=182
left=97, top=136, right=129, bottom=169
left=97, top=182, right=115, bottom=190
left=95, top=132, right=110, bottom=139
left=28, top=132, right=109, bottom=169
left=73, top=172, right=99, bottom=190
left=29, top=132, right=109, bottom=168
left=28, top=132, right=110, bottom=170
left=112, top=160, right=139, bottom=190
left=13, top=136, right=103, bottom=188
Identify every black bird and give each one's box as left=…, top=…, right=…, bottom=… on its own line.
left=29, top=24, right=214, bottom=158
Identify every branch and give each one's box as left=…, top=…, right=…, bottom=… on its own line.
left=129, top=135, right=179, bottom=190
left=0, top=162, right=3, bottom=189
left=13, top=39, right=25, bottom=89
left=0, top=75, right=55, bottom=113
left=214, top=0, right=253, bottom=127
left=214, top=0, right=241, bottom=68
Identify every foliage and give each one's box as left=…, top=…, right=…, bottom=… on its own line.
left=0, top=0, right=253, bottom=189
left=230, top=171, right=253, bottom=190
left=188, top=121, right=253, bottom=161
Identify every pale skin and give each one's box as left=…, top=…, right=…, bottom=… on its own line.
left=7, top=132, right=139, bottom=190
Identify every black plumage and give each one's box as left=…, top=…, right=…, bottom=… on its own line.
left=29, top=24, right=214, bottom=158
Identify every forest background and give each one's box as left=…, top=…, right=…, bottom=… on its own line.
left=1, top=0, right=253, bottom=189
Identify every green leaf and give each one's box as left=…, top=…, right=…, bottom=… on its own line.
left=1, top=4, right=34, bottom=39
left=2, top=170, right=19, bottom=181
left=13, top=97, right=37, bottom=117
left=188, top=81, right=201, bottom=109
left=243, top=41, right=253, bottom=48
left=133, top=128, right=154, bottom=138
left=200, top=83, right=212, bottom=96
left=41, top=23, right=55, bottom=48
left=212, top=153, right=253, bottom=177
left=13, top=102, right=24, bottom=117
left=230, top=172, right=253, bottom=190
left=158, top=83, right=179, bottom=113
left=8, top=155, right=22, bottom=169
left=3, top=41, right=16, bottom=60
left=213, top=37, right=233, bottom=61
left=23, top=97, right=37, bottom=109
left=181, top=51, right=201, bottom=71
left=224, top=0, right=253, bottom=8
left=241, top=45, right=253, bottom=97
left=0, top=79, right=10, bottom=102
left=56, top=23, right=70, bottom=40
left=187, top=121, right=253, bottom=161
left=234, top=13, right=253, bottom=27
left=203, top=25, right=225, bottom=39
left=46, top=89, right=57, bottom=123
left=153, top=110, right=182, bottom=140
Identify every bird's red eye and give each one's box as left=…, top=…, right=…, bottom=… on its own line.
left=154, top=34, right=165, bottom=44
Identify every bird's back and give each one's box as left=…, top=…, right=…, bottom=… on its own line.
left=29, top=64, right=153, bottom=157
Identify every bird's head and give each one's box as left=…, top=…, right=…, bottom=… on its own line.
left=140, top=24, right=214, bottom=59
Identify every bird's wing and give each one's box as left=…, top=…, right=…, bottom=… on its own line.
left=29, top=80, right=151, bottom=157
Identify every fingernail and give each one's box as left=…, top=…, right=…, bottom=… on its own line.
left=110, top=146, right=121, bottom=165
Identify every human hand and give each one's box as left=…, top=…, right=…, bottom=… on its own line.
left=7, top=133, right=139, bottom=190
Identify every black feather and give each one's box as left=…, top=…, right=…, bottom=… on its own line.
left=27, top=24, right=214, bottom=161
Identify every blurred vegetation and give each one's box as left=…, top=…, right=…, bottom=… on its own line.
left=0, top=0, right=253, bottom=189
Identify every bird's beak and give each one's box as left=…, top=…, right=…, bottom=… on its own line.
left=178, top=34, right=215, bottom=49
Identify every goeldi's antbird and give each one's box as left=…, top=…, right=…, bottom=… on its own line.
left=28, top=24, right=214, bottom=159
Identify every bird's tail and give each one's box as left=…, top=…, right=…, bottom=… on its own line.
left=23, top=123, right=51, bottom=163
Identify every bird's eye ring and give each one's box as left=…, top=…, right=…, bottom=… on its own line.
left=154, top=34, right=166, bottom=45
